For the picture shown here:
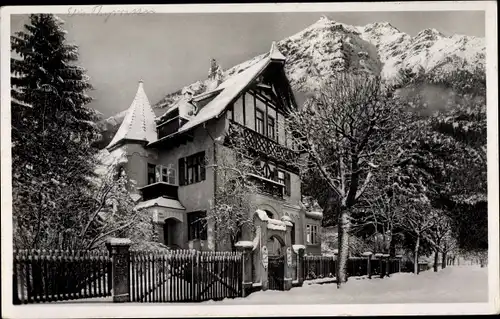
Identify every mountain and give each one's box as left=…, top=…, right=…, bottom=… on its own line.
left=97, top=16, right=485, bottom=147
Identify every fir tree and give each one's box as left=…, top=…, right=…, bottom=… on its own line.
left=11, top=14, right=100, bottom=249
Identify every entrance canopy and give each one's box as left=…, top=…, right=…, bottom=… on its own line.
left=135, top=196, right=186, bottom=223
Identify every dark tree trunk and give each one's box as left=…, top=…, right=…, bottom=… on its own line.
left=414, top=234, right=420, bottom=275
left=442, top=252, right=447, bottom=269
left=433, top=249, right=439, bottom=272
left=336, top=208, right=350, bottom=288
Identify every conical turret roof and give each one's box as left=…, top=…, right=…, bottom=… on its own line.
left=106, top=81, right=157, bottom=150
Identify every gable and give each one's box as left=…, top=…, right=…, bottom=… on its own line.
left=149, top=43, right=297, bottom=147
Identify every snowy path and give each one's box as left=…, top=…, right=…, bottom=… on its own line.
left=205, top=266, right=488, bottom=304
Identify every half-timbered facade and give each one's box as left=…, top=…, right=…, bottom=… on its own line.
left=106, top=43, right=322, bottom=256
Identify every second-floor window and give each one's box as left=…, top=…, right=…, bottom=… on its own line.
left=255, top=109, right=265, bottom=135
left=277, top=169, right=291, bottom=196
left=267, top=116, right=275, bottom=140
left=147, top=163, right=176, bottom=185
left=179, top=151, right=206, bottom=186
left=306, top=224, right=319, bottom=244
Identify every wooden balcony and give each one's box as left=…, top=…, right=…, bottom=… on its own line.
left=138, top=182, right=178, bottom=202
left=227, top=120, right=299, bottom=170
left=248, top=173, right=284, bottom=199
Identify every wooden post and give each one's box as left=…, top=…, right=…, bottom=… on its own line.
left=106, top=238, right=131, bottom=303
left=296, top=247, right=305, bottom=285
left=363, top=252, right=372, bottom=279
left=384, top=254, right=390, bottom=277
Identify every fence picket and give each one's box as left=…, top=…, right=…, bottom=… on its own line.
left=15, top=247, right=267, bottom=304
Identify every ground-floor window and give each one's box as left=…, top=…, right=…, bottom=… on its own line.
left=187, top=211, right=207, bottom=240
left=306, top=224, right=319, bottom=244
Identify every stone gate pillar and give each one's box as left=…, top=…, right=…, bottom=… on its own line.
left=294, top=245, right=306, bottom=286
left=106, top=238, right=132, bottom=303
left=283, top=219, right=294, bottom=291
left=235, top=243, right=253, bottom=297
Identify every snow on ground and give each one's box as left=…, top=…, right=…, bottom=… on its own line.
left=204, top=266, right=488, bottom=305
left=55, top=266, right=487, bottom=305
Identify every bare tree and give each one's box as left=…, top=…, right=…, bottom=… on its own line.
left=285, top=73, right=400, bottom=287
left=440, top=231, right=458, bottom=268
left=424, top=212, right=454, bottom=272
left=204, top=125, right=261, bottom=251
left=396, top=195, right=438, bottom=274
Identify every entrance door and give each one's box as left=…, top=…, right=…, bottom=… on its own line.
left=268, top=255, right=285, bottom=290
left=163, top=219, right=178, bottom=248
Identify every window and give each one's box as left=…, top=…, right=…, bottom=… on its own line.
left=277, top=169, right=291, bottom=196
left=147, top=163, right=176, bottom=185
left=306, top=224, right=319, bottom=244
left=188, top=211, right=207, bottom=240
left=147, top=163, right=156, bottom=184
left=291, top=222, right=296, bottom=244
left=161, top=165, right=176, bottom=185
left=277, top=170, right=285, bottom=185
left=179, top=151, right=206, bottom=186
left=227, top=103, right=234, bottom=121
left=255, top=109, right=264, bottom=135
left=267, top=116, right=275, bottom=140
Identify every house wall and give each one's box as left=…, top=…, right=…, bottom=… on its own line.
left=215, top=144, right=305, bottom=247
left=135, top=117, right=226, bottom=250
left=122, top=143, right=159, bottom=190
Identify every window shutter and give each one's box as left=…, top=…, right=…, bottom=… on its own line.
left=285, top=172, right=291, bottom=196
left=200, top=152, right=206, bottom=181
left=178, top=158, right=185, bottom=186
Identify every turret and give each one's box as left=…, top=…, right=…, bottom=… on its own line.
left=106, top=80, right=159, bottom=191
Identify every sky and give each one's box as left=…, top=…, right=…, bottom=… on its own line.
left=10, top=11, right=485, bottom=118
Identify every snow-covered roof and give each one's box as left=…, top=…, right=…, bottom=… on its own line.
left=255, top=209, right=269, bottom=221
left=269, top=41, right=286, bottom=61
left=175, top=56, right=271, bottom=134
left=305, top=211, right=323, bottom=220
left=292, top=244, right=306, bottom=253
left=234, top=241, right=254, bottom=249
left=135, top=196, right=186, bottom=210
left=149, top=42, right=289, bottom=141
left=107, top=81, right=157, bottom=150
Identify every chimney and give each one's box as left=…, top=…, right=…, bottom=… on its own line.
left=182, top=87, right=194, bottom=100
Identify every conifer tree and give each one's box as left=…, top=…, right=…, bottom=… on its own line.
left=11, top=14, right=100, bottom=249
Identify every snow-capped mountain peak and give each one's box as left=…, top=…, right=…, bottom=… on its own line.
left=98, top=17, right=484, bottom=146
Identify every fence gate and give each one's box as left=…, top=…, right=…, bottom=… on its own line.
left=268, top=255, right=285, bottom=291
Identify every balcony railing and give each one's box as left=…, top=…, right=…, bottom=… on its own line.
left=138, top=182, right=178, bottom=202
left=248, top=173, right=284, bottom=199
left=228, top=120, right=298, bottom=166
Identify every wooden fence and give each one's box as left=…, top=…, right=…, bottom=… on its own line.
left=303, top=255, right=402, bottom=280
left=13, top=249, right=111, bottom=304
left=129, top=250, right=243, bottom=302
left=303, top=256, right=336, bottom=280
